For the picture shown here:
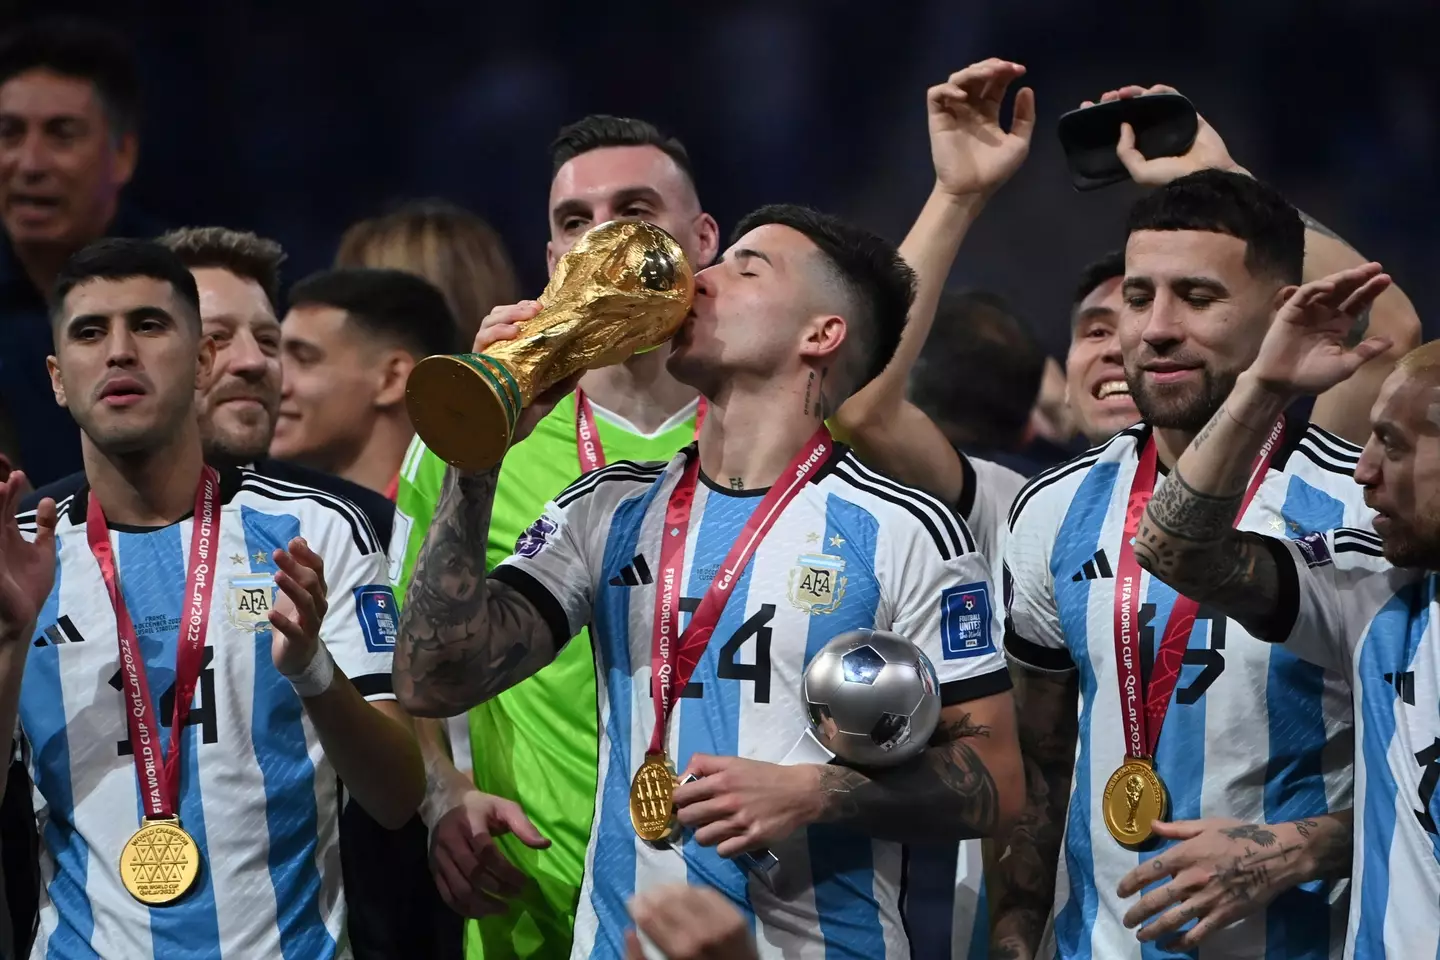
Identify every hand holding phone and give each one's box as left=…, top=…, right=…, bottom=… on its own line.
left=1058, top=85, right=1241, bottom=191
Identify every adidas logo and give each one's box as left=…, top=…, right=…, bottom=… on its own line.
left=34, top=616, right=85, bottom=648
left=609, top=555, right=654, bottom=588
left=1071, top=549, right=1114, bottom=582
left=1386, top=671, right=1417, bottom=706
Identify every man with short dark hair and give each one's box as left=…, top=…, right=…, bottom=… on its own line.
left=0, top=17, right=148, bottom=488
left=1064, top=251, right=1142, bottom=445
left=394, top=202, right=1025, bottom=959
left=995, top=168, right=1379, bottom=960
left=273, top=268, right=458, bottom=498
left=0, top=237, right=424, bottom=958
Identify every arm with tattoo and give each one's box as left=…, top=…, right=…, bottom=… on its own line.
left=813, top=695, right=1023, bottom=844
left=393, top=466, right=558, bottom=717
left=1132, top=375, right=1293, bottom=638
left=990, top=666, right=1080, bottom=959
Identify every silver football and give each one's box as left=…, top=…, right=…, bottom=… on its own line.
left=803, top=629, right=941, bottom=767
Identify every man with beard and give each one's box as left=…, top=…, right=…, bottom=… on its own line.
left=1128, top=265, right=1440, bottom=957
left=994, top=169, right=1379, bottom=960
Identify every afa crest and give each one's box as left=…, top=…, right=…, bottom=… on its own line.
left=227, top=574, right=275, bottom=632
left=788, top=553, right=847, bottom=615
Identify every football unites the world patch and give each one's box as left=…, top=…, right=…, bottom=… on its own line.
left=1294, top=531, right=1333, bottom=568
left=939, top=582, right=994, bottom=660
left=515, top=516, right=558, bottom=559
left=354, top=584, right=400, bottom=652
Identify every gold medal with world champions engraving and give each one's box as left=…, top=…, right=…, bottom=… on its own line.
left=1102, top=758, right=1169, bottom=848
left=120, top=817, right=202, bottom=905
left=630, top=752, right=679, bottom=842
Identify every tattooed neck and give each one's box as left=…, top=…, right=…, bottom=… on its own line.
left=728, top=477, right=744, bottom=490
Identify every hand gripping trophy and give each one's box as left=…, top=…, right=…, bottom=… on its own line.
left=405, top=220, right=695, bottom=470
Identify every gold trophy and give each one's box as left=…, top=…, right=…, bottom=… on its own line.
left=405, top=220, right=695, bottom=471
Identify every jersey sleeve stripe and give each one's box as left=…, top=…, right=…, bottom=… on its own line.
left=489, top=565, right=571, bottom=654
left=350, top=672, right=396, bottom=699
left=1294, top=445, right=1360, bottom=477
left=1334, top=527, right=1384, bottom=546
left=1335, top=541, right=1386, bottom=557
left=1304, top=424, right=1364, bottom=460
left=240, top=473, right=382, bottom=554
left=831, top=463, right=960, bottom=560
left=553, top=461, right=666, bottom=509
left=840, top=456, right=974, bottom=553
left=939, top=666, right=1013, bottom=706
left=1004, top=629, right=1075, bottom=673
left=1298, top=436, right=1359, bottom=468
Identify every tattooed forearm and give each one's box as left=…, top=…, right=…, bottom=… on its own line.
left=992, top=668, right=1078, bottom=957
left=815, top=712, right=999, bottom=842
left=394, top=467, right=556, bottom=716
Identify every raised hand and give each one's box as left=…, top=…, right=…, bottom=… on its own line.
left=0, top=472, right=56, bottom=641
left=926, top=58, right=1035, bottom=201
left=269, top=537, right=329, bottom=676
left=1079, top=83, right=1243, bottom=186
left=1248, top=263, right=1394, bottom=398
left=472, top=301, right=583, bottom=446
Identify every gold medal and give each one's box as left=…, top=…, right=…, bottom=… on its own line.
left=1102, top=758, right=1169, bottom=848
left=119, top=818, right=201, bottom=905
left=629, top=753, right=678, bottom=842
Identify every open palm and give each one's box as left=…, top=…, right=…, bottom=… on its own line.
left=927, top=58, right=1035, bottom=199
left=1251, top=263, right=1394, bottom=396
left=0, top=473, right=56, bottom=640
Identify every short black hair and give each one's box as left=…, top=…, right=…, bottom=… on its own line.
left=910, top=291, right=1045, bottom=449
left=731, top=203, right=916, bottom=392
left=1072, top=250, right=1126, bottom=309
left=550, top=114, right=697, bottom=191
left=1125, top=169, right=1303, bottom=284
left=0, top=18, right=141, bottom=137
left=53, top=238, right=200, bottom=328
left=287, top=268, right=458, bottom=358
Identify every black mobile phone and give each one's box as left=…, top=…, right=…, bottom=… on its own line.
left=1057, top=93, right=1199, bottom=191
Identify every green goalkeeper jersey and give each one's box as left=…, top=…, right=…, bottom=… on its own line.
left=395, top=392, right=698, bottom=960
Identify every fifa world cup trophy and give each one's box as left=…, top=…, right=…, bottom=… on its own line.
left=405, top=220, right=695, bottom=470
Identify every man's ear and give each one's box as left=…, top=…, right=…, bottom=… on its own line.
left=375, top=350, right=416, bottom=409
left=797, top=314, right=846, bottom=364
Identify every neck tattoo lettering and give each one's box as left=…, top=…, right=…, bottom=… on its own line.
left=729, top=477, right=745, bottom=490
left=803, top=371, right=815, bottom=417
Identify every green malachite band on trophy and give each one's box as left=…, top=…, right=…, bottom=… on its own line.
left=455, top=355, right=519, bottom=429
left=473, top=355, right=522, bottom=415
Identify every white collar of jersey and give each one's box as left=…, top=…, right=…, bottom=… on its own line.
left=64, top=463, right=245, bottom=530
left=585, top=396, right=700, bottom=440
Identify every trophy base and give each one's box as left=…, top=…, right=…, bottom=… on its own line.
left=405, top=354, right=518, bottom=472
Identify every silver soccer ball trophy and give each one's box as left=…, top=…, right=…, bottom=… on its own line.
left=803, top=629, right=941, bottom=766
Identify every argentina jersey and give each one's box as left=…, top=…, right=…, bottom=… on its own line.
left=492, top=446, right=1012, bottom=960
left=1265, top=528, right=1440, bottom=958
left=14, top=466, right=397, bottom=960
left=1003, top=421, right=1373, bottom=960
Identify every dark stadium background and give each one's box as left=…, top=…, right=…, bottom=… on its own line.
left=15, top=0, right=1439, bottom=356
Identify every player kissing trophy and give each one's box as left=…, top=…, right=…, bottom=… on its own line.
left=405, top=219, right=695, bottom=470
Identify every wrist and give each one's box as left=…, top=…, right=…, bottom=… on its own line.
left=1231, top=371, right=1295, bottom=427
left=794, top=763, right=831, bottom=828
left=929, top=182, right=989, bottom=216
left=282, top=641, right=335, bottom=698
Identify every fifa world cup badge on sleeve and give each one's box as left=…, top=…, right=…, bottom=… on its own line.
left=354, top=584, right=400, bottom=652
left=939, top=583, right=994, bottom=659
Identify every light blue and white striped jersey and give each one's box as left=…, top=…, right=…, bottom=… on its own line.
left=15, top=467, right=398, bottom=960
left=1004, top=421, right=1373, bottom=960
left=1269, top=527, right=1440, bottom=958
left=494, top=445, right=1012, bottom=960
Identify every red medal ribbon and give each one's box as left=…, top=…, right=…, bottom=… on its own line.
left=646, top=424, right=832, bottom=755
left=88, top=466, right=222, bottom=820
left=1113, top=418, right=1284, bottom=760
left=575, top=388, right=708, bottom=476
